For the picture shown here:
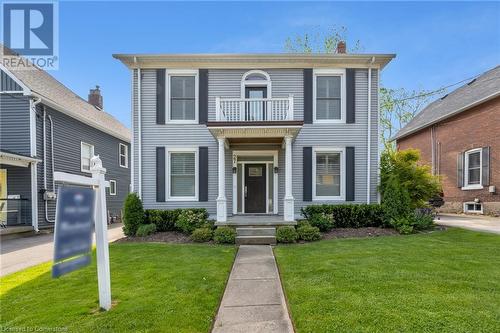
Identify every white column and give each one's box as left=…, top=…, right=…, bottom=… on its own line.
left=90, top=156, right=112, bottom=310
left=284, top=135, right=294, bottom=221
left=30, top=162, right=38, bottom=232
left=232, top=153, right=237, bottom=215
left=216, top=137, right=227, bottom=222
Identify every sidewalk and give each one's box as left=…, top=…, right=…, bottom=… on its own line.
left=436, top=214, right=500, bottom=234
left=212, top=245, right=294, bottom=333
left=0, top=223, right=124, bottom=276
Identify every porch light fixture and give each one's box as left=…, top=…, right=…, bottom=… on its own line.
left=232, top=167, right=237, bottom=174
left=274, top=166, right=279, bottom=174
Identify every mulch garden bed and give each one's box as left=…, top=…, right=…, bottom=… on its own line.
left=116, top=231, right=196, bottom=244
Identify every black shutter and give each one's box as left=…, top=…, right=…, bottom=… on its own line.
left=199, top=69, right=208, bottom=124
left=156, top=69, right=165, bottom=124
left=346, top=147, right=355, bottom=201
left=303, top=69, right=313, bottom=124
left=457, top=152, right=464, bottom=188
left=199, top=146, right=208, bottom=201
left=482, top=147, right=490, bottom=186
left=156, top=147, right=165, bottom=202
left=346, top=69, right=355, bottom=124
left=303, top=147, right=312, bottom=201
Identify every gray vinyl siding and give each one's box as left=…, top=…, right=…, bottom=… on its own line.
left=35, top=104, right=130, bottom=226
left=1, top=69, right=23, bottom=91
left=134, top=68, right=379, bottom=219
left=0, top=164, right=31, bottom=225
left=0, top=94, right=31, bottom=155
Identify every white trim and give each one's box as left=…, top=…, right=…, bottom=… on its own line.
left=312, top=147, right=346, bottom=201
left=166, top=147, right=199, bottom=201
left=130, top=69, right=135, bottom=192
left=80, top=142, right=95, bottom=173
left=0, top=63, right=31, bottom=95
left=30, top=162, right=38, bottom=231
left=463, top=202, right=483, bottom=214
left=109, top=180, right=117, bottom=196
left=313, top=68, right=346, bottom=124
left=137, top=68, right=142, bottom=197
left=119, top=143, right=128, bottom=168
left=367, top=66, right=372, bottom=203
left=0, top=151, right=41, bottom=167
left=376, top=69, right=381, bottom=204
left=165, top=69, right=199, bottom=124
left=240, top=70, right=272, bottom=98
left=463, top=148, right=483, bottom=190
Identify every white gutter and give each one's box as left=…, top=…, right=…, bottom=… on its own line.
left=367, top=57, right=375, bottom=204
left=31, top=97, right=41, bottom=231
left=130, top=69, right=134, bottom=193
left=43, top=106, right=55, bottom=223
left=137, top=66, right=142, bottom=198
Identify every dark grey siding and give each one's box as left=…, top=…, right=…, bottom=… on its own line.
left=1, top=70, right=23, bottom=91
left=0, top=94, right=31, bottom=155
left=0, top=164, right=31, bottom=225
left=35, top=104, right=130, bottom=226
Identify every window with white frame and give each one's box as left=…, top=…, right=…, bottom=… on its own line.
left=313, top=148, right=344, bottom=200
left=313, top=69, right=345, bottom=122
left=119, top=143, right=128, bottom=168
left=167, top=70, right=198, bottom=123
left=109, top=180, right=117, bottom=196
left=81, top=142, right=94, bottom=172
left=464, top=202, right=482, bottom=214
left=464, top=148, right=482, bottom=188
left=168, top=148, right=198, bottom=200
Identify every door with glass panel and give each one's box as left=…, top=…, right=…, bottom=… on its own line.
left=245, top=87, right=267, bottom=121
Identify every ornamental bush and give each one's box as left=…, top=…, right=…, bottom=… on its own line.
left=144, top=209, right=180, bottom=232
left=276, top=226, right=298, bottom=243
left=297, top=225, right=321, bottom=241
left=190, top=228, right=213, bottom=243
left=135, top=223, right=156, bottom=237
left=175, top=209, right=208, bottom=235
left=122, top=193, right=144, bottom=236
left=213, top=227, right=236, bottom=244
left=301, top=204, right=386, bottom=229
left=308, top=213, right=333, bottom=232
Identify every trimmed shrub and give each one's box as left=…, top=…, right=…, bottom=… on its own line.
left=213, top=227, right=236, bottom=244
left=391, top=217, right=414, bottom=234
left=122, top=193, right=144, bottom=236
left=175, top=209, right=208, bottom=235
left=144, top=209, right=180, bottom=232
left=412, top=209, right=435, bottom=231
left=297, top=225, right=321, bottom=241
left=308, top=213, right=333, bottom=232
left=191, top=228, right=213, bottom=243
left=135, top=223, right=156, bottom=237
left=296, top=220, right=311, bottom=229
left=276, top=226, right=298, bottom=243
left=302, top=204, right=386, bottom=229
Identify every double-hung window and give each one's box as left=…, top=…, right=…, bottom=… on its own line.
left=168, top=148, right=198, bottom=200
left=167, top=70, right=198, bottom=123
left=119, top=143, right=128, bottom=168
left=313, top=69, right=346, bottom=123
left=109, top=180, right=117, bottom=196
left=313, top=148, right=345, bottom=200
left=81, top=142, right=94, bottom=172
left=464, top=148, right=482, bottom=189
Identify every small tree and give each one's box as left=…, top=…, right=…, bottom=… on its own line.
left=122, top=192, right=144, bottom=236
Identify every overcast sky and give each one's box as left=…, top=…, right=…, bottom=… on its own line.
left=49, top=1, right=499, bottom=128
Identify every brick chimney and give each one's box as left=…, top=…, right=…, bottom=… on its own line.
left=88, top=85, right=103, bottom=109
left=336, top=41, right=346, bottom=54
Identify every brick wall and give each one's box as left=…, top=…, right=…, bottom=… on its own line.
left=397, top=96, right=500, bottom=215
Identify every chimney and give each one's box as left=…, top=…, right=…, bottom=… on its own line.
left=336, top=41, right=346, bottom=54
left=88, top=85, right=103, bottom=109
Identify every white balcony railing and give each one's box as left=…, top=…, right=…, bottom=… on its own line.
left=215, top=95, right=294, bottom=122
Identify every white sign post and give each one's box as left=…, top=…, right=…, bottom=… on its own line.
left=53, top=155, right=112, bottom=310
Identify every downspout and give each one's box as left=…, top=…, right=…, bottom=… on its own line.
left=31, top=97, right=42, bottom=231
left=367, top=57, right=375, bottom=204
left=43, top=106, right=55, bottom=223
left=137, top=65, right=142, bottom=198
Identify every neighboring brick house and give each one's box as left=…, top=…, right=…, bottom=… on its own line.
left=395, top=66, right=500, bottom=215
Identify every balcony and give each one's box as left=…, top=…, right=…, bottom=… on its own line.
left=215, top=96, right=294, bottom=122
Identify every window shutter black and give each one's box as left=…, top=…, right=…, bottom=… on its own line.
left=156, top=69, right=166, bottom=124
left=346, top=147, right=355, bottom=201
left=303, top=147, right=312, bottom=201
left=346, top=69, right=355, bottom=124
left=482, top=147, right=490, bottom=186
left=199, top=69, right=208, bottom=124
left=303, top=69, right=313, bottom=124
left=156, top=147, right=165, bottom=202
left=199, top=146, right=208, bottom=201
left=457, top=152, right=464, bottom=188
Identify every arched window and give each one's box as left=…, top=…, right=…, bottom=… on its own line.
left=241, top=70, right=272, bottom=98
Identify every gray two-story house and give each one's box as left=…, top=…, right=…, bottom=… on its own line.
left=1, top=47, right=131, bottom=232
left=114, top=49, right=394, bottom=225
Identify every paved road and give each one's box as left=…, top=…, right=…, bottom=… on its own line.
left=0, top=223, right=124, bottom=277
left=436, top=214, right=500, bottom=234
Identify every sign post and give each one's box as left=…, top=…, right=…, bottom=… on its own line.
left=53, top=155, right=112, bottom=310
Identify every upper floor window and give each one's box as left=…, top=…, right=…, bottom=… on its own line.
left=313, top=148, right=345, bottom=200
left=167, top=70, right=198, bottom=123
left=313, top=69, right=346, bottom=123
left=464, top=148, right=482, bottom=189
left=81, top=142, right=94, bottom=173
left=241, top=70, right=272, bottom=98
left=119, top=143, right=128, bottom=168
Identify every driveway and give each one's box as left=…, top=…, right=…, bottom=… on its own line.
left=0, top=223, right=124, bottom=277
left=436, top=214, right=500, bottom=234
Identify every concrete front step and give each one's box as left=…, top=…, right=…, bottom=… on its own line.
left=236, top=227, right=276, bottom=237
left=236, top=235, right=276, bottom=245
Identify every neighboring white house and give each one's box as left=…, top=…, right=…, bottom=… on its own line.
left=114, top=49, right=395, bottom=224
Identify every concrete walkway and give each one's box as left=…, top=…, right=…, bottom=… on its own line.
left=212, top=245, right=294, bottom=333
left=436, top=214, right=500, bottom=234
left=0, top=223, right=124, bottom=276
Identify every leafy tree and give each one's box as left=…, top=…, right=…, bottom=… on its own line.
left=284, top=25, right=362, bottom=53
left=122, top=192, right=144, bottom=236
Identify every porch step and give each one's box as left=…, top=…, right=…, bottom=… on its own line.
left=236, top=235, right=276, bottom=245
left=235, top=227, right=276, bottom=245
left=236, top=227, right=276, bottom=237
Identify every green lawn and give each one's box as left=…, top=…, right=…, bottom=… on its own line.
left=274, top=228, right=500, bottom=333
left=1, top=243, right=236, bottom=333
